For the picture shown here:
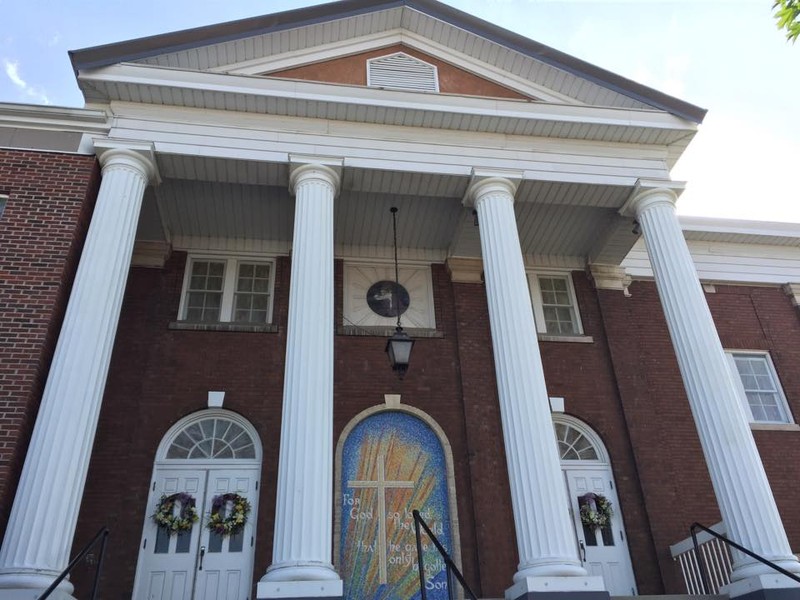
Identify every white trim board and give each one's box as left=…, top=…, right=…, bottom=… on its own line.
left=80, top=63, right=695, bottom=136
left=623, top=239, right=800, bottom=285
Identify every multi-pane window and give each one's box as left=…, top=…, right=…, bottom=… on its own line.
left=185, top=261, right=225, bottom=322
left=554, top=422, right=599, bottom=461
left=528, top=273, right=583, bottom=335
left=726, top=352, right=793, bottom=424
left=180, top=256, right=274, bottom=324
left=234, top=263, right=271, bottom=323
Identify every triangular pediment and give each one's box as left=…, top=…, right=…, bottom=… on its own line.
left=69, top=0, right=705, bottom=121
left=266, top=45, right=535, bottom=101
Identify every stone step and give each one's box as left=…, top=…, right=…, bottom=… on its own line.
left=478, top=595, right=727, bottom=600
left=613, top=596, right=727, bottom=600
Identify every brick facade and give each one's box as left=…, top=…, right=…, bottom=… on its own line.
left=1, top=160, right=795, bottom=597
left=597, top=280, right=800, bottom=592
left=0, top=149, right=99, bottom=533
left=270, top=44, right=530, bottom=100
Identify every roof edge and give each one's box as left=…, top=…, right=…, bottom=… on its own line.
left=69, top=0, right=706, bottom=124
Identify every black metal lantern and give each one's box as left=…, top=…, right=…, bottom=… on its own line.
left=386, top=326, right=414, bottom=378
left=385, top=207, right=414, bottom=378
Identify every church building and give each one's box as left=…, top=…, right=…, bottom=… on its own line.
left=1, top=1, right=800, bottom=599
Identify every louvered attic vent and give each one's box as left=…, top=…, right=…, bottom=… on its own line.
left=367, top=52, right=439, bottom=93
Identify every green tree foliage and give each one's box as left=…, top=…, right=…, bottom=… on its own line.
left=774, top=0, right=800, bottom=42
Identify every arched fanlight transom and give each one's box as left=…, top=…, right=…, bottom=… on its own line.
left=554, top=422, right=599, bottom=461
left=166, top=417, right=256, bottom=460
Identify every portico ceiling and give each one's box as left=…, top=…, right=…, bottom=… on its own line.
left=137, top=154, right=636, bottom=265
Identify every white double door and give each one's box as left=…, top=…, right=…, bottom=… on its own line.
left=134, top=467, right=259, bottom=600
left=564, top=468, right=638, bottom=596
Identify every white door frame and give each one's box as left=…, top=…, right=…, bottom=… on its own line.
left=553, top=415, right=638, bottom=596
left=133, top=409, right=262, bottom=600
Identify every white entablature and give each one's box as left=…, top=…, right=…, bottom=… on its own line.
left=66, top=0, right=703, bottom=272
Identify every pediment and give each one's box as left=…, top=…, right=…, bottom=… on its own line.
left=70, top=0, right=705, bottom=121
left=266, top=45, right=534, bottom=101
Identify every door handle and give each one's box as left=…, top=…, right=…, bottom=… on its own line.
left=198, top=545, right=205, bottom=571
left=579, top=540, right=586, bottom=563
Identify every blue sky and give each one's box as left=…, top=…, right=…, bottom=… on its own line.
left=1, top=0, right=798, bottom=222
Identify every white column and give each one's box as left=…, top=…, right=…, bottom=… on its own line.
left=261, top=163, right=342, bottom=594
left=466, top=177, right=590, bottom=586
left=630, top=185, right=800, bottom=586
left=0, top=144, right=156, bottom=599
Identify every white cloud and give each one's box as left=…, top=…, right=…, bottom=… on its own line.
left=47, top=33, right=61, bottom=47
left=3, top=59, right=50, bottom=104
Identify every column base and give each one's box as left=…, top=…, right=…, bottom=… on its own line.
left=723, top=573, right=800, bottom=600
left=0, top=590, right=73, bottom=600
left=0, top=571, right=74, bottom=600
left=505, top=576, right=608, bottom=600
left=257, top=580, right=343, bottom=600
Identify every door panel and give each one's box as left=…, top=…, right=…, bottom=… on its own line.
left=194, top=469, right=259, bottom=600
left=135, top=470, right=208, bottom=600
left=565, top=468, right=637, bottom=596
left=134, top=467, right=259, bottom=600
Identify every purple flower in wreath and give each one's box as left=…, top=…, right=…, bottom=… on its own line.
left=206, top=492, right=251, bottom=537
left=578, top=492, right=613, bottom=530
left=152, top=492, right=199, bottom=535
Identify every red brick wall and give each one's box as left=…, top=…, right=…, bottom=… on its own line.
left=597, top=280, right=800, bottom=593
left=73, top=252, right=290, bottom=595
left=270, top=44, right=531, bottom=100
left=451, top=279, right=515, bottom=594
left=74, top=258, right=482, bottom=598
left=543, top=273, right=662, bottom=594
left=72, top=255, right=800, bottom=598
left=0, top=149, right=99, bottom=535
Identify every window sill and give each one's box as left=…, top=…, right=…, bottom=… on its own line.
left=750, top=423, right=800, bottom=432
left=169, top=321, right=279, bottom=333
left=538, top=334, right=594, bottom=344
left=337, top=325, right=443, bottom=338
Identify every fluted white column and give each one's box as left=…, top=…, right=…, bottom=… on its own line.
left=466, top=177, right=587, bottom=584
left=262, top=163, right=341, bottom=589
left=632, top=186, right=800, bottom=585
left=0, top=145, right=156, bottom=598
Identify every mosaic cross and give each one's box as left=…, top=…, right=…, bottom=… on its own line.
left=348, top=453, right=415, bottom=584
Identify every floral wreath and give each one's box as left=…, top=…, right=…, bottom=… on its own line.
left=207, top=493, right=251, bottom=537
left=152, top=492, right=199, bottom=535
left=579, top=493, right=613, bottom=529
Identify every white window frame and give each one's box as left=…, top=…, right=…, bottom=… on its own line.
left=342, top=261, right=436, bottom=329
left=527, top=271, right=584, bottom=335
left=178, top=255, right=276, bottom=324
left=725, top=350, right=794, bottom=425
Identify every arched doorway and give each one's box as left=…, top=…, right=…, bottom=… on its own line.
left=334, top=404, right=461, bottom=600
left=553, top=415, right=638, bottom=596
left=132, top=409, right=262, bottom=600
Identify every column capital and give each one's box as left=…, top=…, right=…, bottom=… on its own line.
left=93, top=138, right=159, bottom=184
left=619, top=179, right=685, bottom=218
left=289, top=155, right=343, bottom=196
left=464, top=170, right=521, bottom=208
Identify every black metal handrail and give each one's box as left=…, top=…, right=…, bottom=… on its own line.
left=691, top=522, right=800, bottom=594
left=39, top=526, right=109, bottom=600
left=413, top=509, right=477, bottom=600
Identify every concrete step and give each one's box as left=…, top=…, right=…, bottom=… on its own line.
left=479, top=595, right=727, bottom=600
left=613, top=596, right=727, bottom=600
